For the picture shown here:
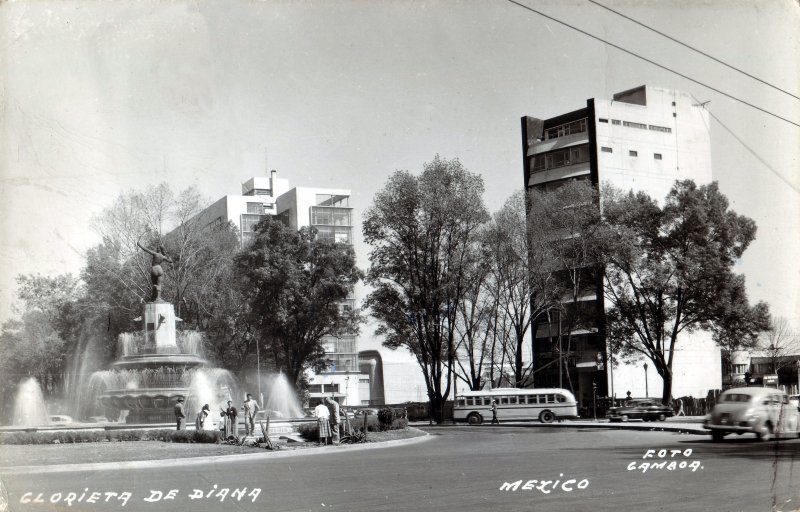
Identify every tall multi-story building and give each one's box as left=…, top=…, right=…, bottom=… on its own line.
left=186, top=171, right=373, bottom=406
left=521, top=85, right=721, bottom=402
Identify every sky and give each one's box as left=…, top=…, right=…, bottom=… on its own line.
left=1, top=0, right=799, bottom=334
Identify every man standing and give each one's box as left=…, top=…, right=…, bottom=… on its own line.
left=225, top=400, right=239, bottom=438
left=243, top=393, right=260, bottom=437
left=174, top=396, right=186, bottom=430
left=326, top=397, right=341, bottom=445
left=490, top=399, right=499, bottom=424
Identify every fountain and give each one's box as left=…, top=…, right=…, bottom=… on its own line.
left=11, top=377, right=49, bottom=427
left=87, top=300, right=240, bottom=424
left=263, top=373, right=305, bottom=419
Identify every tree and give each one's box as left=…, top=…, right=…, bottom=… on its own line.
left=0, top=274, right=83, bottom=411
left=601, top=180, right=769, bottom=404
left=527, top=182, right=603, bottom=393
left=235, top=216, right=362, bottom=388
left=759, top=316, right=799, bottom=375
left=364, top=156, right=490, bottom=423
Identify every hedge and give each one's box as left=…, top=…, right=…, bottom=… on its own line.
left=297, top=416, right=408, bottom=442
left=0, top=429, right=223, bottom=445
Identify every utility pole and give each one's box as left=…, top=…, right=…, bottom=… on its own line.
left=644, top=362, right=649, bottom=397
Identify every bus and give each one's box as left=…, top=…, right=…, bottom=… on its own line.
left=454, top=388, right=578, bottom=424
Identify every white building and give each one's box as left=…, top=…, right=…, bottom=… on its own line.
left=522, top=85, right=721, bottom=401
left=188, top=171, right=374, bottom=407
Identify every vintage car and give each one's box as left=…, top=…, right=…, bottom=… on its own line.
left=606, top=399, right=673, bottom=422
left=704, top=387, right=800, bottom=442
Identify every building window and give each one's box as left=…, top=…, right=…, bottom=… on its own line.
left=648, top=125, right=672, bottom=133
left=530, top=144, right=591, bottom=174
left=598, top=118, right=609, bottom=123
left=611, top=119, right=621, bottom=125
left=545, top=118, right=588, bottom=140
left=246, top=202, right=263, bottom=214
left=654, top=153, right=662, bottom=160
left=622, top=121, right=647, bottom=129
left=601, top=147, right=613, bottom=153
left=629, top=150, right=638, bottom=157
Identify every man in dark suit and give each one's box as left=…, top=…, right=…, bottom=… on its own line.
left=174, top=396, right=186, bottom=430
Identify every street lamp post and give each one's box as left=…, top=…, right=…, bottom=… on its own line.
left=644, top=362, right=649, bottom=398
left=796, top=360, right=800, bottom=395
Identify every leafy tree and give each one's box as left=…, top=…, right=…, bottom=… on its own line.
left=0, top=274, right=83, bottom=412
left=601, top=180, right=769, bottom=403
left=181, top=222, right=256, bottom=372
left=364, top=156, right=489, bottom=423
left=235, top=216, right=362, bottom=388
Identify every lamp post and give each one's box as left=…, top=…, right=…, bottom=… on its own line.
left=644, top=362, right=649, bottom=398
left=796, top=360, right=800, bottom=395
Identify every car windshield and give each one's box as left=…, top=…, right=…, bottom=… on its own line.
left=721, top=393, right=751, bottom=403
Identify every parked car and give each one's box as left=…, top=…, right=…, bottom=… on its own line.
left=353, top=408, right=379, bottom=417
left=606, top=399, right=673, bottom=422
left=704, top=387, right=800, bottom=442
left=48, top=415, right=74, bottom=426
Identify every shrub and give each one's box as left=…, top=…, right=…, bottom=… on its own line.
left=297, top=421, right=319, bottom=442
left=378, top=408, right=395, bottom=430
left=0, top=428, right=219, bottom=445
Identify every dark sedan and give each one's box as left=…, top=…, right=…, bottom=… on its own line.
left=607, top=399, right=673, bottom=422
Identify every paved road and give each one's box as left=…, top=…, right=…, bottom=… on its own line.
left=1, top=426, right=798, bottom=512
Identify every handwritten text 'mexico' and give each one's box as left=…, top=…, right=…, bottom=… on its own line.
left=19, top=486, right=261, bottom=507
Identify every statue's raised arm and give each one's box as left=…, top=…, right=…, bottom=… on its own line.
left=138, top=239, right=173, bottom=302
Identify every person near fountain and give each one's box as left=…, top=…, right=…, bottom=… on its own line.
left=243, top=394, right=260, bottom=437
left=224, top=400, right=238, bottom=439
left=137, top=239, right=174, bottom=302
left=314, top=400, right=332, bottom=446
left=325, top=397, right=341, bottom=445
left=174, top=396, right=186, bottom=430
left=196, top=403, right=211, bottom=430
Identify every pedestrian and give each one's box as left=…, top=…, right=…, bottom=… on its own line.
left=490, top=399, right=499, bottom=424
left=174, top=396, right=186, bottom=431
left=326, top=397, right=341, bottom=445
left=677, top=398, right=685, bottom=416
left=196, top=403, right=210, bottom=431
left=243, top=393, right=260, bottom=437
left=225, top=400, right=239, bottom=438
left=314, top=400, right=331, bottom=446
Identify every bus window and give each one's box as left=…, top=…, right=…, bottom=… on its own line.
left=517, top=395, right=527, bottom=404
left=457, top=398, right=465, bottom=407
left=509, top=396, right=518, bottom=405
left=533, top=395, right=542, bottom=404
left=546, top=394, right=556, bottom=404
left=500, top=396, right=509, bottom=405
left=476, top=397, right=485, bottom=406
left=557, top=394, right=566, bottom=403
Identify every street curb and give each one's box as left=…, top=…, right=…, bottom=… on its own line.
left=422, top=422, right=709, bottom=436
left=0, top=430, right=431, bottom=475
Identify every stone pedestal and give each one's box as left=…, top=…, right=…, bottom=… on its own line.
left=143, top=302, right=177, bottom=353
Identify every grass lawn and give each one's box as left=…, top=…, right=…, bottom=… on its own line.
left=0, top=428, right=426, bottom=468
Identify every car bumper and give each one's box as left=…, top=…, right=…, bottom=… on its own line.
left=703, top=420, right=756, bottom=434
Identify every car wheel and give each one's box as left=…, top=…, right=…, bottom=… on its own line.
left=467, top=413, right=483, bottom=425
left=620, top=414, right=629, bottom=422
left=757, top=422, right=773, bottom=442
left=539, top=410, right=555, bottom=424
left=711, top=431, right=726, bottom=442
left=657, top=413, right=666, bottom=422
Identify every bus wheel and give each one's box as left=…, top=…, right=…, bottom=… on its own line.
left=539, top=410, right=555, bottom=424
left=467, top=413, right=483, bottom=425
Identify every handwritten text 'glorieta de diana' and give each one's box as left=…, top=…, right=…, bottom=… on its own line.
left=18, top=486, right=261, bottom=507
